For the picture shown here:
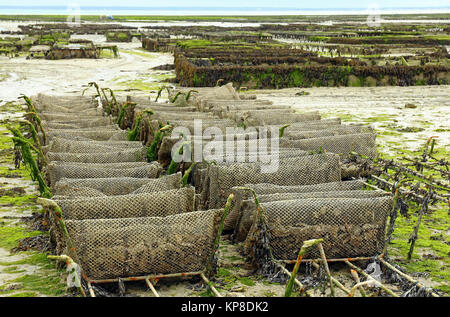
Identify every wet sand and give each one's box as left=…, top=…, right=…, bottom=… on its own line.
left=254, top=86, right=450, bottom=153
left=0, top=43, right=172, bottom=104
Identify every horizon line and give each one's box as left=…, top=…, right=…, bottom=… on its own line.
left=1, top=5, right=450, bottom=10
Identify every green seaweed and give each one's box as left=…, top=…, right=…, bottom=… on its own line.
left=0, top=225, right=42, bottom=250
left=6, top=125, right=51, bottom=198
left=127, top=109, right=154, bottom=141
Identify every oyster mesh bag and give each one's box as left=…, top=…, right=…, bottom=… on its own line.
left=158, top=133, right=309, bottom=165
left=33, top=94, right=95, bottom=107
left=264, top=118, right=342, bottom=130
left=42, top=130, right=127, bottom=142
left=42, top=117, right=114, bottom=129
left=160, top=119, right=237, bottom=134
left=35, top=93, right=388, bottom=282
left=34, top=102, right=99, bottom=114
left=39, top=113, right=104, bottom=121
left=236, top=110, right=321, bottom=126
left=43, top=122, right=86, bottom=130
left=52, top=186, right=108, bottom=199
left=227, top=180, right=367, bottom=232
left=283, top=125, right=373, bottom=140
left=49, top=161, right=148, bottom=169
left=46, top=161, right=162, bottom=186
left=46, top=138, right=142, bottom=154
left=45, top=125, right=120, bottom=131
left=46, top=147, right=145, bottom=163
left=241, top=180, right=367, bottom=194
left=193, top=148, right=311, bottom=202
left=244, top=196, right=393, bottom=261
left=213, top=104, right=289, bottom=118
left=233, top=189, right=389, bottom=242
left=64, top=209, right=224, bottom=280
left=206, top=153, right=341, bottom=210
left=54, top=173, right=181, bottom=196
left=54, top=186, right=195, bottom=220
left=173, top=136, right=311, bottom=163
left=36, top=104, right=97, bottom=114
left=281, top=133, right=377, bottom=159
left=153, top=112, right=215, bottom=121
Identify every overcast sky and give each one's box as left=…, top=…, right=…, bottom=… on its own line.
left=1, top=0, right=448, bottom=8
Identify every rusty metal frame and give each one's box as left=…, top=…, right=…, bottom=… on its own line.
left=279, top=252, right=440, bottom=297
left=84, top=270, right=222, bottom=297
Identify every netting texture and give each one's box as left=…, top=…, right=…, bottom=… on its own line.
left=233, top=189, right=389, bottom=242
left=39, top=113, right=104, bottom=121
left=54, top=187, right=195, bottom=220
left=157, top=135, right=309, bottom=165
left=240, top=180, right=367, bottom=194
left=52, top=186, right=107, bottom=199
left=206, top=154, right=341, bottom=209
left=47, top=138, right=142, bottom=154
left=244, top=196, right=392, bottom=260
left=280, top=133, right=377, bottom=159
left=283, top=126, right=373, bottom=140
left=33, top=101, right=99, bottom=114
left=54, top=173, right=181, bottom=196
left=46, top=161, right=162, bottom=186
left=235, top=111, right=321, bottom=126
left=264, top=118, right=342, bottom=130
left=212, top=104, right=289, bottom=118
left=227, top=180, right=368, bottom=232
left=46, top=148, right=145, bottom=163
left=42, top=119, right=115, bottom=129
left=49, top=161, right=148, bottom=169
left=35, top=92, right=387, bottom=281
left=65, top=209, right=223, bottom=279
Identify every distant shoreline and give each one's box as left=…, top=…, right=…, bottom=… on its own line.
left=0, top=13, right=449, bottom=23
left=0, top=6, right=449, bottom=19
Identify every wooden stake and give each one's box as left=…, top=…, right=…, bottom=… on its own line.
left=48, top=255, right=85, bottom=297
left=350, top=281, right=372, bottom=297
left=318, top=243, right=335, bottom=297
left=145, top=278, right=160, bottom=297
left=345, top=260, right=398, bottom=297
left=310, top=261, right=351, bottom=296
left=378, top=257, right=439, bottom=297
left=200, top=273, right=222, bottom=297
left=87, top=281, right=95, bottom=297
left=276, top=263, right=311, bottom=297
left=88, top=271, right=203, bottom=284
left=282, top=256, right=375, bottom=264
left=350, top=269, right=366, bottom=297
left=284, top=239, right=323, bottom=297
left=408, top=190, right=431, bottom=260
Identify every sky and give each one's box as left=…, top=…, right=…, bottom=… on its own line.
left=0, top=0, right=448, bottom=9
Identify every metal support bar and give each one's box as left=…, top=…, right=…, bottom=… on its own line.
left=87, top=271, right=204, bottom=284
left=344, top=260, right=398, bottom=297
left=282, top=256, right=375, bottom=264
